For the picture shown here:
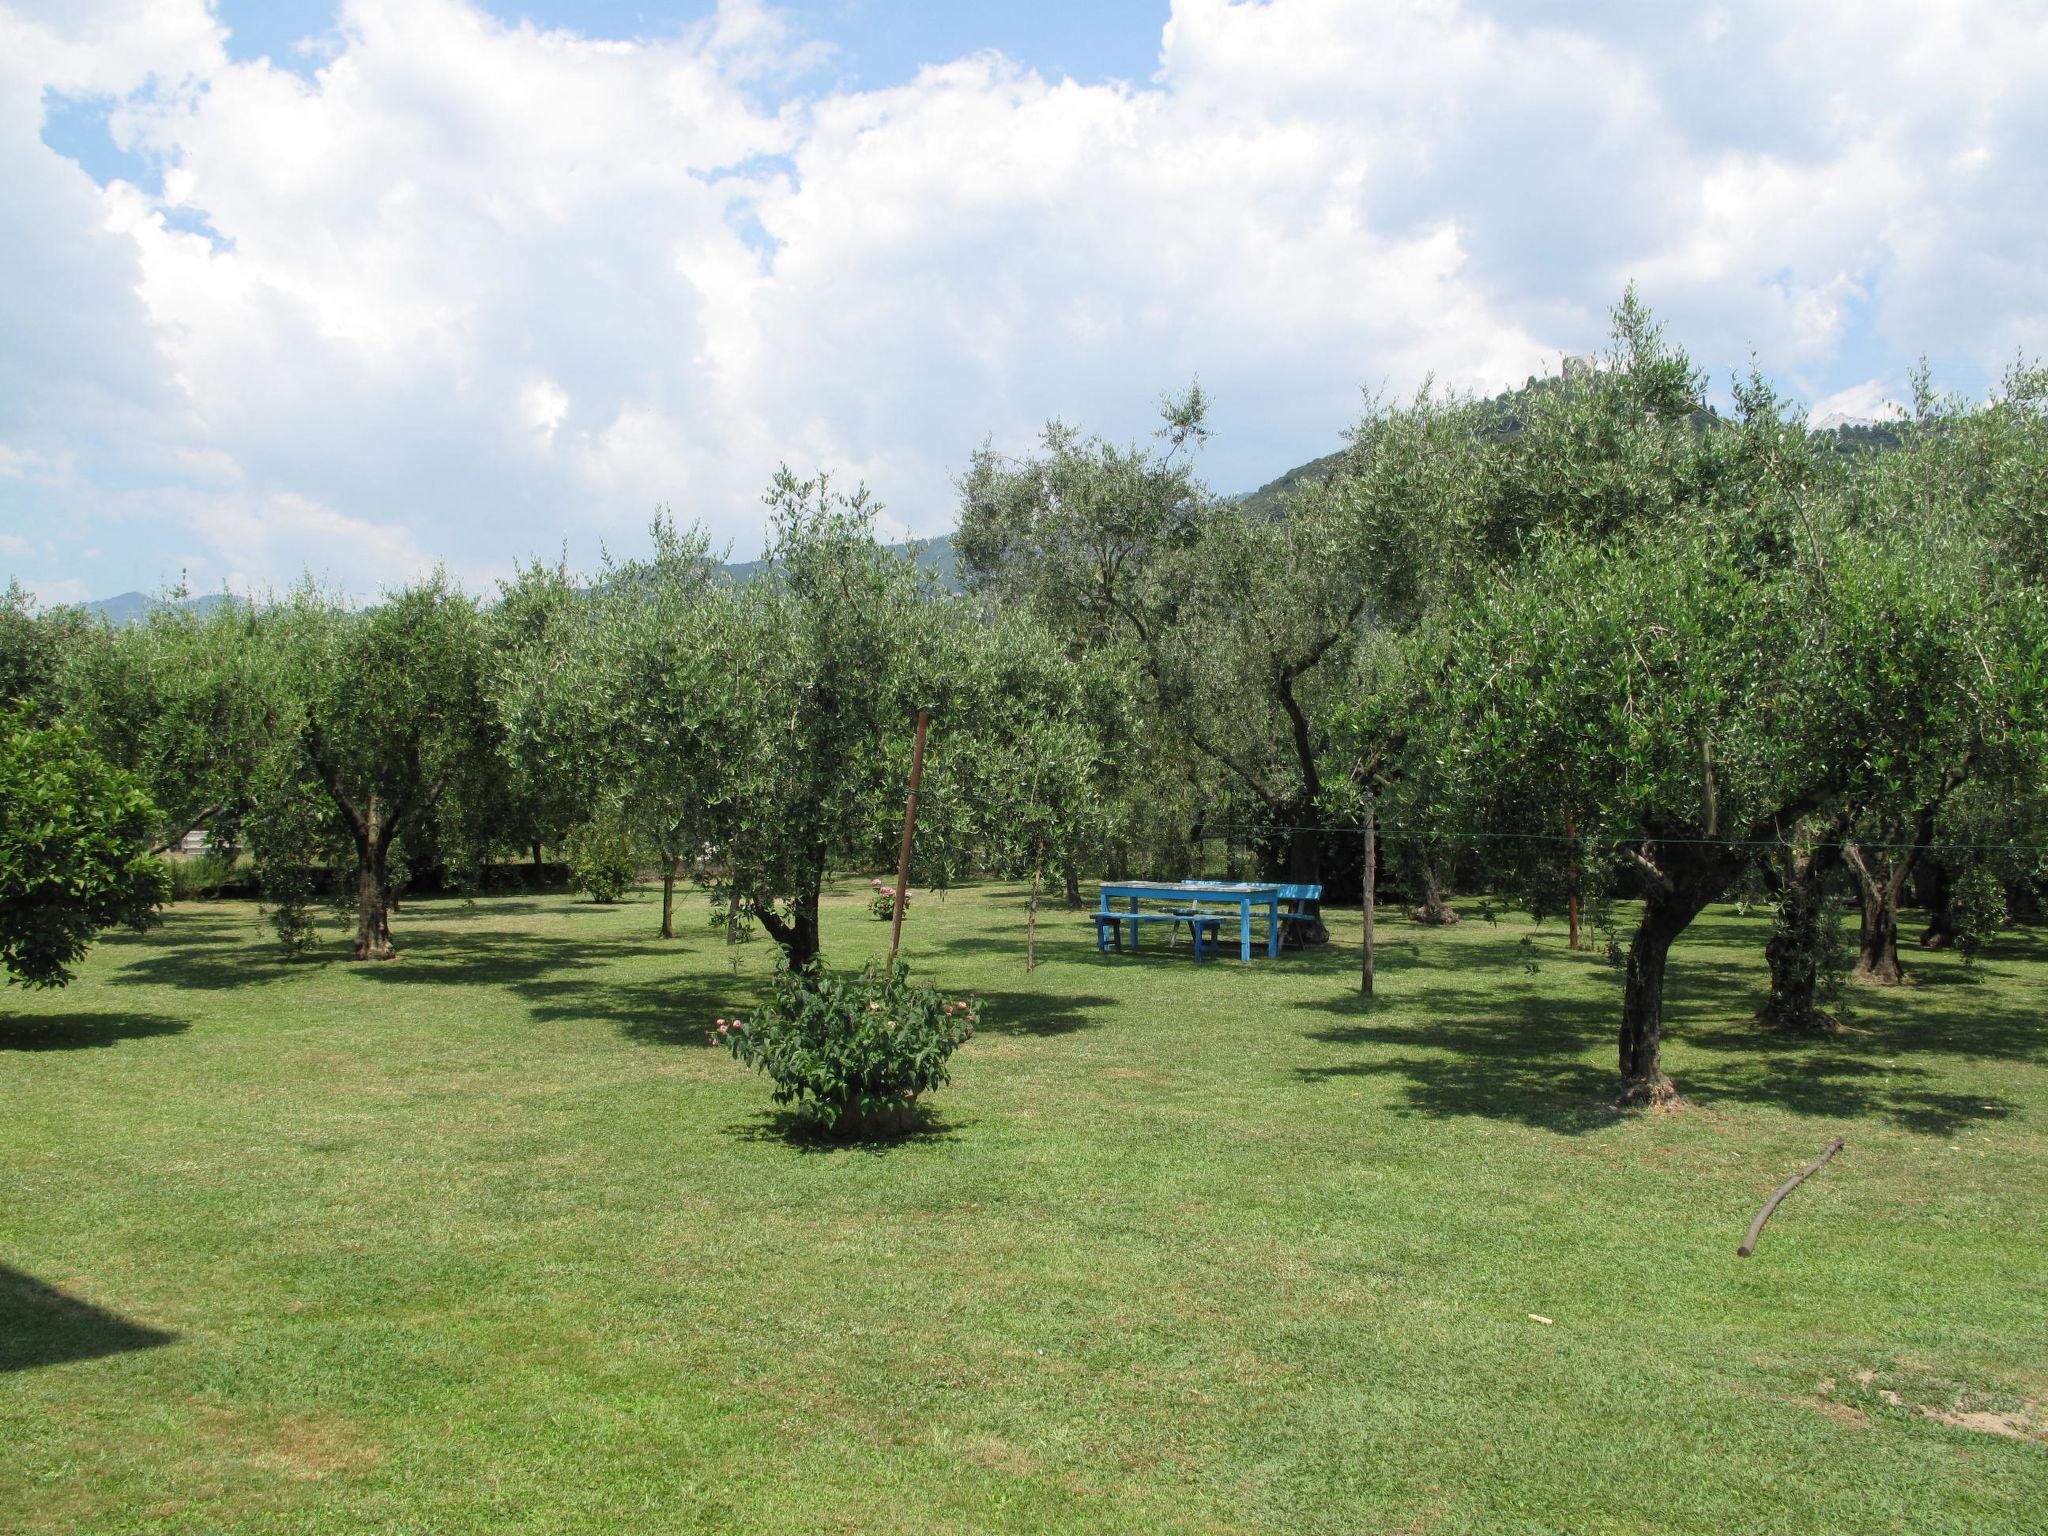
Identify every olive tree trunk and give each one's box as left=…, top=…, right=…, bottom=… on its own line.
left=353, top=811, right=398, bottom=962
left=1619, top=880, right=1718, bottom=1105
left=1845, top=767, right=1967, bottom=985
left=1616, top=828, right=1762, bottom=1105
left=1410, top=861, right=1459, bottom=925
left=1919, top=860, right=1957, bottom=950
left=1284, top=823, right=1330, bottom=944
left=1759, top=822, right=1847, bottom=1031
left=755, top=859, right=825, bottom=970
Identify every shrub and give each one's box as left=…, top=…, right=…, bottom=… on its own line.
left=564, top=819, right=638, bottom=904
left=867, top=877, right=908, bottom=921
left=167, top=852, right=234, bottom=903
left=1, top=716, right=170, bottom=986
left=714, top=959, right=976, bottom=1137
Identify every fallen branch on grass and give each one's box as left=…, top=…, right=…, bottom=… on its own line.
left=1737, top=1135, right=1844, bottom=1258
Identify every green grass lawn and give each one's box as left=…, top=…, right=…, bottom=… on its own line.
left=4, top=882, right=2044, bottom=1534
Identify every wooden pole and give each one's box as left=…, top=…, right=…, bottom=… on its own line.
left=1737, top=1136, right=1844, bottom=1257
left=887, top=710, right=930, bottom=966
left=1566, top=811, right=1581, bottom=950
left=1361, top=802, right=1376, bottom=997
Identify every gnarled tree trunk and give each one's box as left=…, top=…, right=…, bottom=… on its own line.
left=1844, top=833, right=1924, bottom=986
left=1619, top=875, right=1721, bottom=1105
left=1284, top=823, right=1330, bottom=944
left=1845, top=765, right=1967, bottom=985
left=1918, top=860, right=1957, bottom=950
left=1409, top=862, right=1459, bottom=925
left=755, top=859, right=825, bottom=970
left=1759, top=824, right=1845, bottom=1032
left=352, top=801, right=398, bottom=962
left=1615, top=800, right=1771, bottom=1104
left=659, top=859, right=678, bottom=940
left=1849, top=871, right=1904, bottom=984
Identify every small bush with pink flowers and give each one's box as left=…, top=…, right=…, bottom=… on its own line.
left=866, top=878, right=908, bottom=921
left=713, top=958, right=976, bottom=1137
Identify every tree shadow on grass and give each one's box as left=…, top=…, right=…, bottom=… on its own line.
left=0, top=1013, right=189, bottom=1051
left=108, top=951, right=342, bottom=990
left=963, top=989, right=1115, bottom=1037
left=0, top=1266, right=176, bottom=1372
left=1295, top=986, right=1626, bottom=1135
left=1293, top=949, right=2031, bottom=1136
left=521, top=970, right=753, bottom=1048
left=1679, top=1050, right=2019, bottom=1137
left=718, top=1105, right=963, bottom=1155
left=349, top=928, right=618, bottom=990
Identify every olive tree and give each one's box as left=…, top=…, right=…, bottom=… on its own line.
left=958, top=387, right=1426, bottom=927
left=919, top=613, right=1110, bottom=969
left=496, top=519, right=751, bottom=939
left=1423, top=509, right=2044, bottom=1103
left=1823, top=362, right=2048, bottom=983
left=54, top=595, right=268, bottom=858
left=482, top=560, right=591, bottom=880
left=717, top=469, right=954, bottom=968
left=251, top=577, right=498, bottom=960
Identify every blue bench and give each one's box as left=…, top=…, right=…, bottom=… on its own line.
left=1091, top=910, right=1229, bottom=959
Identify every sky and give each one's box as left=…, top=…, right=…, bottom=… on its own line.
left=4, top=0, right=2047, bottom=605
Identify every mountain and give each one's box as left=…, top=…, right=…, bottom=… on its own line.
left=71, top=536, right=962, bottom=623
left=81, top=590, right=244, bottom=627
left=717, top=533, right=958, bottom=589
left=1235, top=449, right=1351, bottom=521
left=1233, top=379, right=1909, bottom=520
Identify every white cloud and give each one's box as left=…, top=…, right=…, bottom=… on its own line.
left=26, top=575, right=92, bottom=605
left=2, top=0, right=2045, bottom=599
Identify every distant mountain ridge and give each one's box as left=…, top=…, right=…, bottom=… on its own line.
left=73, top=535, right=961, bottom=625
left=80, top=590, right=244, bottom=627
left=63, top=391, right=1887, bottom=622
left=1233, top=383, right=1905, bottom=522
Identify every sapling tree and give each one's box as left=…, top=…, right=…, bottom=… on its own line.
left=717, top=470, right=945, bottom=968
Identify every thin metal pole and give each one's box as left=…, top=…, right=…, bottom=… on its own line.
left=1361, top=800, right=1376, bottom=996
left=1027, top=857, right=1040, bottom=973
left=888, top=710, right=930, bottom=966
left=1566, top=811, right=1580, bottom=950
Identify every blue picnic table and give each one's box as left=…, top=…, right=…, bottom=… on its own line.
left=1094, top=880, right=1286, bottom=963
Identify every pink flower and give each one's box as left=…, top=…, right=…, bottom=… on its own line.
left=715, top=1018, right=726, bottom=1027
left=717, top=1023, right=729, bottom=1034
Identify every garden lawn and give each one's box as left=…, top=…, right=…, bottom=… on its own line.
left=3, top=882, right=2044, bottom=1535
